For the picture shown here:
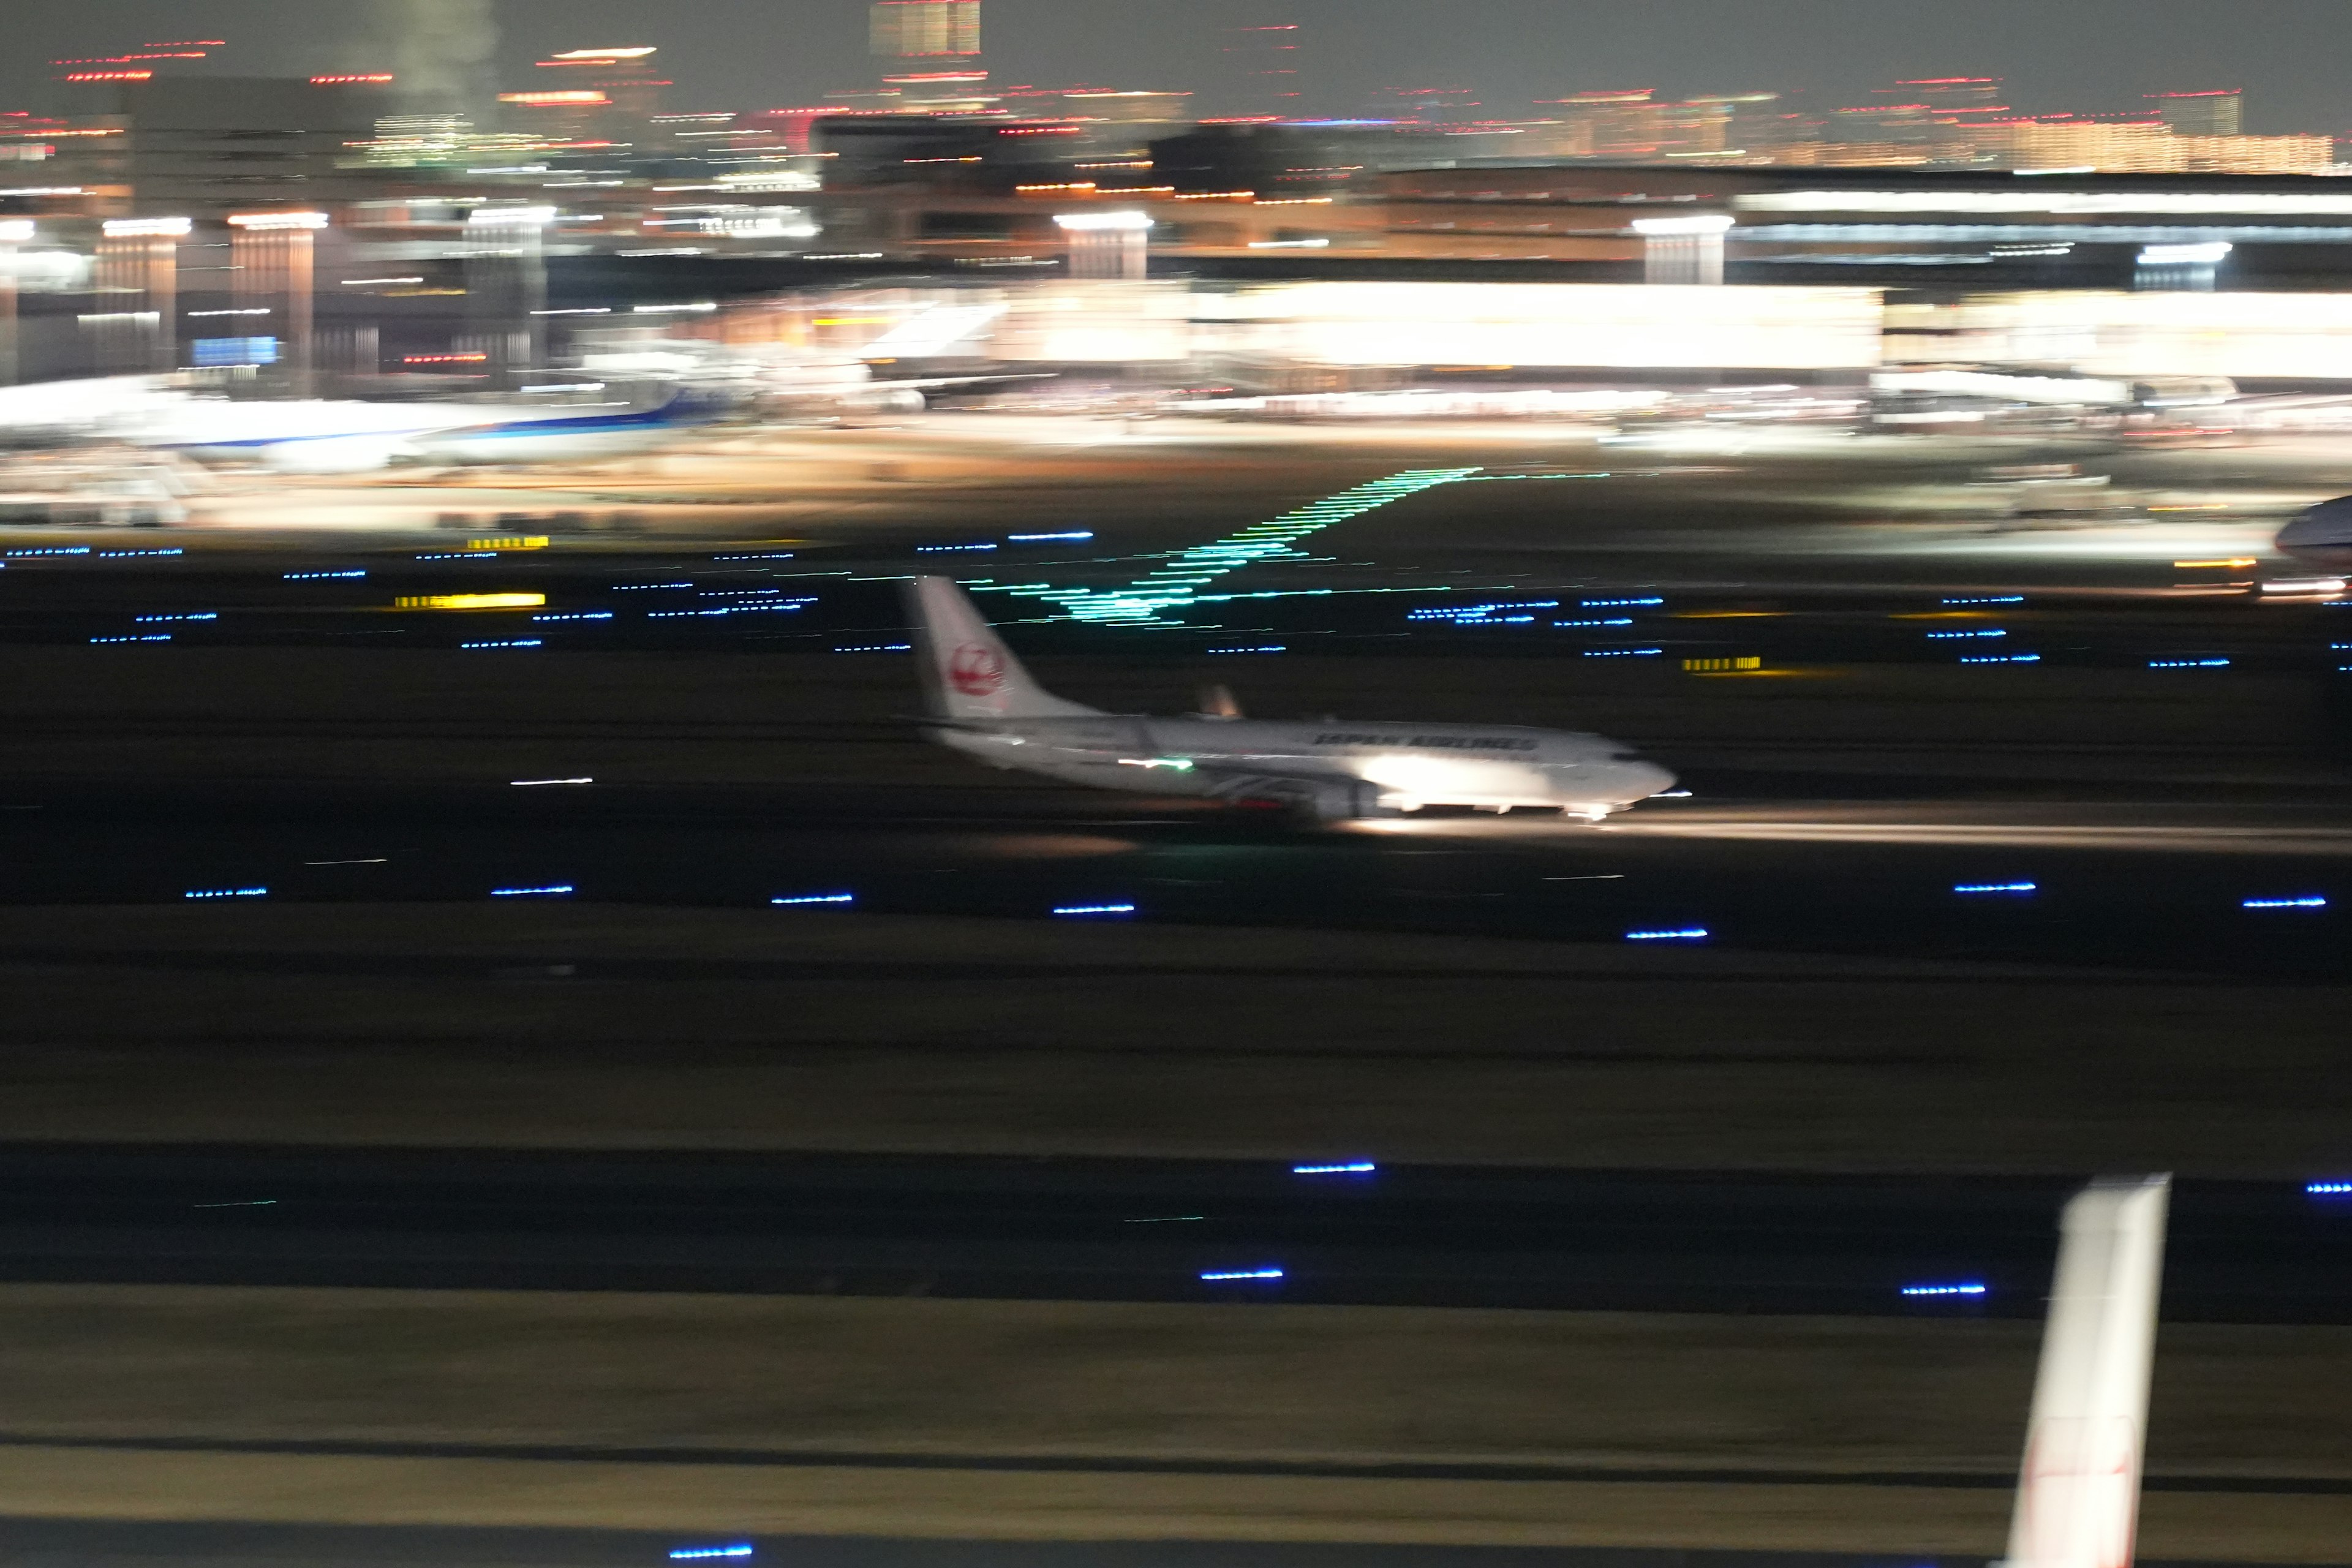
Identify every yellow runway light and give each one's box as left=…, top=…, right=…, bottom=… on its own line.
left=467, top=536, right=548, bottom=551
left=2174, top=558, right=2258, bottom=568
left=394, top=594, right=547, bottom=610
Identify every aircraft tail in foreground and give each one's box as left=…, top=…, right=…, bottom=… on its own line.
left=2000, top=1174, right=2171, bottom=1568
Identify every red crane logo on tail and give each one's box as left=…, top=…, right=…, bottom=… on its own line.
left=948, top=643, right=1006, bottom=698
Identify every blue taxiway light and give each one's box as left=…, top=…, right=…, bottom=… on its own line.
left=1902, top=1283, right=1988, bottom=1298
left=1200, top=1268, right=1285, bottom=1282
left=1926, top=630, right=2005, bottom=640
left=7, top=546, right=90, bottom=557
left=2244, top=895, right=2328, bottom=910
left=1626, top=927, right=1708, bottom=942
left=772, top=893, right=854, bottom=906
left=1584, top=648, right=1664, bottom=658
left=1584, top=597, right=1665, bottom=607
left=712, top=551, right=796, bottom=560
left=185, top=886, right=267, bottom=900
left=669, top=1548, right=755, bottom=1561
left=284, top=569, right=364, bottom=580
left=1959, top=654, right=2041, bottom=664
left=490, top=884, right=574, bottom=898
left=1955, top=882, right=2037, bottom=895
left=1009, top=532, right=1094, bottom=542
left=2308, top=1182, right=2352, bottom=1196
left=1943, top=595, right=2024, bottom=605
left=1205, top=646, right=1285, bottom=654
left=98, top=548, right=182, bottom=558
left=916, top=543, right=998, bottom=553
left=1294, top=1162, right=1376, bottom=1175
left=647, top=606, right=804, bottom=619
left=612, top=582, right=692, bottom=591
left=89, top=635, right=171, bottom=644
left=1408, top=601, right=1561, bottom=619
left=1054, top=903, right=1137, bottom=917
left=460, top=639, right=543, bottom=649
left=135, top=612, right=216, bottom=622
left=832, top=644, right=912, bottom=653
left=2149, top=658, right=2230, bottom=669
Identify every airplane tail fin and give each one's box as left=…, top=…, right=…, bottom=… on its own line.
left=2001, top=1174, right=2171, bottom=1568
left=905, top=576, right=1098, bottom=723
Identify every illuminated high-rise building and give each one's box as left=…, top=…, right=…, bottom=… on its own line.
left=1221, top=23, right=1302, bottom=118
left=872, top=1, right=981, bottom=62
left=1901, top=78, right=2002, bottom=116
left=2152, top=91, right=2243, bottom=137
left=511, top=46, right=667, bottom=138
left=867, top=1, right=986, bottom=110
left=1534, top=91, right=1665, bottom=159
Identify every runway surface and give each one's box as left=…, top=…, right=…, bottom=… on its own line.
left=1, top=420, right=2349, bottom=1568
left=1, top=780, right=2345, bottom=975
left=2, top=1145, right=2346, bottom=1321
left=0, top=1520, right=2240, bottom=1568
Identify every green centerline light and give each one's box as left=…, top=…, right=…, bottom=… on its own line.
left=992, top=468, right=1483, bottom=627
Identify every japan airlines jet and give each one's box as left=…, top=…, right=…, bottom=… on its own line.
left=907, top=576, right=1676, bottom=823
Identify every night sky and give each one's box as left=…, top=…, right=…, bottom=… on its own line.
left=9, top=0, right=2349, bottom=130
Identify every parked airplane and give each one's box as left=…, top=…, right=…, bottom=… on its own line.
left=905, top=575, right=1677, bottom=823
left=0, top=377, right=712, bottom=473
left=574, top=337, right=1039, bottom=417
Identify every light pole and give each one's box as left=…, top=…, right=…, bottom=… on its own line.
left=0, top=218, right=29, bottom=386
left=227, top=211, right=329, bottom=396
left=96, top=216, right=190, bottom=372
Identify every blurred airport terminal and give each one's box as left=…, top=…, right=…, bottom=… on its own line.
left=11, top=15, right=2352, bottom=411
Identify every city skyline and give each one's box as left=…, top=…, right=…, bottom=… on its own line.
left=7, top=0, right=2351, bottom=129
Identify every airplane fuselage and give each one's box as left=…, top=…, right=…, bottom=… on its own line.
left=932, top=714, right=1675, bottom=818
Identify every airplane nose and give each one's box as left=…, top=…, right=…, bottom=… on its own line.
left=2280, top=496, right=2352, bottom=550
left=1624, top=761, right=1677, bottom=798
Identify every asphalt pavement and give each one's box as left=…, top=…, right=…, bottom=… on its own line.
left=1, top=1144, right=2347, bottom=1320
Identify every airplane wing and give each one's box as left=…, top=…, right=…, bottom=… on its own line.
left=862, top=372, right=1056, bottom=392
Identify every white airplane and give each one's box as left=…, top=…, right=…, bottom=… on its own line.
left=906, top=575, right=1677, bottom=823
left=2000, top=1174, right=2171, bottom=1568
left=575, top=338, right=1039, bottom=417
left=0, top=376, right=711, bottom=473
